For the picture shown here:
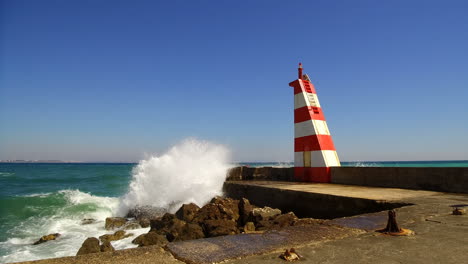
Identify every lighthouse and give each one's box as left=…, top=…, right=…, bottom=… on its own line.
left=289, top=63, right=340, bottom=182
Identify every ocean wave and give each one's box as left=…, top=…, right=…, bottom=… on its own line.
left=0, top=189, right=122, bottom=263
left=0, top=172, right=15, bottom=177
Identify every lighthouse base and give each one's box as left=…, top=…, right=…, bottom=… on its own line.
left=294, top=167, right=331, bottom=183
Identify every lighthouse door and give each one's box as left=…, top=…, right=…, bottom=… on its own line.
left=303, top=151, right=311, bottom=167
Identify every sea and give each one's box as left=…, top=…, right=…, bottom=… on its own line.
left=1, top=156, right=467, bottom=263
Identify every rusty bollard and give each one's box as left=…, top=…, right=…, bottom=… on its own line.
left=451, top=204, right=467, bottom=215
left=376, top=210, right=413, bottom=236
left=279, top=248, right=301, bottom=261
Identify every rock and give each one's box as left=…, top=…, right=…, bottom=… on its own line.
left=150, top=213, right=205, bottom=242
left=105, top=217, right=127, bottom=230
left=139, top=218, right=151, bottom=228
left=81, top=219, right=96, bottom=225
left=272, top=212, right=298, bottom=228
left=251, top=207, right=281, bottom=223
left=126, top=206, right=166, bottom=221
left=99, top=230, right=133, bottom=243
left=238, top=198, right=255, bottom=225
left=203, top=219, right=239, bottom=237
left=243, top=222, right=256, bottom=233
left=76, top=237, right=101, bottom=255
left=174, top=223, right=205, bottom=241
left=132, top=232, right=168, bottom=247
left=122, top=221, right=141, bottom=230
left=210, top=197, right=240, bottom=221
left=193, top=202, right=238, bottom=224
left=33, top=233, right=60, bottom=245
left=100, top=240, right=115, bottom=252
left=175, top=203, right=200, bottom=222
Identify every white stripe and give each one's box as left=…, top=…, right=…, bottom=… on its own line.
left=294, top=92, right=321, bottom=110
left=294, top=92, right=309, bottom=109
left=295, top=120, right=331, bottom=138
left=311, top=150, right=341, bottom=167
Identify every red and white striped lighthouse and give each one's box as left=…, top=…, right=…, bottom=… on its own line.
left=289, top=63, right=340, bottom=182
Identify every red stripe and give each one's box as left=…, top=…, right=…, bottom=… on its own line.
left=295, top=135, right=336, bottom=151
left=294, top=167, right=331, bottom=183
left=294, top=106, right=325, bottom=123
left=289, top=80, right=317, bottom=95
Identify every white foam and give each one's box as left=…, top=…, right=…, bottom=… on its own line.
left=118, top=138, right=231, bottom=214
left=0, top=190, right=120, bottom=263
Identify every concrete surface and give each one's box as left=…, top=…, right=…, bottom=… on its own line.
left=225, top=192, right=468, bottom=264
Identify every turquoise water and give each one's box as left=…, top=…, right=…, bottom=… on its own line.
left=1, top=160, right=467, bottom=263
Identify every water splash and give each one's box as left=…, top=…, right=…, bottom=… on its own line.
left=118, top=138, right=231, bottom=215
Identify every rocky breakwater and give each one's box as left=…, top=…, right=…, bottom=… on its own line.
left=131, top=196, right=323, bottom=247
left=76, top=196, right=323, bottom=255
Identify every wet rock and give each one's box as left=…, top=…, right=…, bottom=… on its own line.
left=150, top=213, right=185, bottom=233
left=33, top=233, right=61, bottom=245
left=100, top=240, right=115, bottom=252
left=273, top=212, right=298, bottom=228
left=132, top=232, right=168, bottom=247
left=251, top=207, right=281, bottom=223
left=126, top=206, right=166, bottom=221
left=105, top=217, right=127, bottom=230
left=81, top=218, right=96, bottom=225
left=175, top=203, right=200, bottom=222
left=203, top=219, right=239, bottom=237
left=76, top=237, right=101, bottom=255
left=99, top=230, right=133, bottom=243
left=139, top=218, right=151, bottom=228
left=122, top=221, right=141, bottom=230
left=243, top=222, right=256, bottom=233
left=239, top=198, right=255, bottom=225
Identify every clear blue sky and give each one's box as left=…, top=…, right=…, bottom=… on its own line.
left=1, top=0, right=467, bottom=162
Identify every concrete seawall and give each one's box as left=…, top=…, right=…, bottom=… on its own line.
left=227, top=166, right=468, bottom=194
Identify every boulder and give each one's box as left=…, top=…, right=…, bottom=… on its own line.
left=132, top=232, right=168, bottom=247
left=203, top=219, right=239, bottom=237
left=81, top=219, right=96, bottom=225
left=272, top=212, right=298, bottom=228
left=243, top=222, right=256, bottom=233
left=99, top=230, right=133, bottom=243
left=251, top=207, right=281, bottom=223
left=33, top=233, right=60, bottom=245
left=126, top=206, right=166, bottom=221
left=193, top=202, right=238, bottom=224
left=105, top=217, right=127, bottom=230
left=238, top=198, right=255, bottom=225
left=139, top=218, right=151, bottom=228
left=76, top=237, right=101, bottom=255
left=122, top=221, right=141, bottom=230
left=173, top=223, right=205, bottom=241
left=100, top=240, right=115, bottom=252
left=175, top=203, right=200, bottom=223
left=210, top=197, right=240, bottom=221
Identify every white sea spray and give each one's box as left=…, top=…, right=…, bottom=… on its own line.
left=118, top=138, right=231, bottom=215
